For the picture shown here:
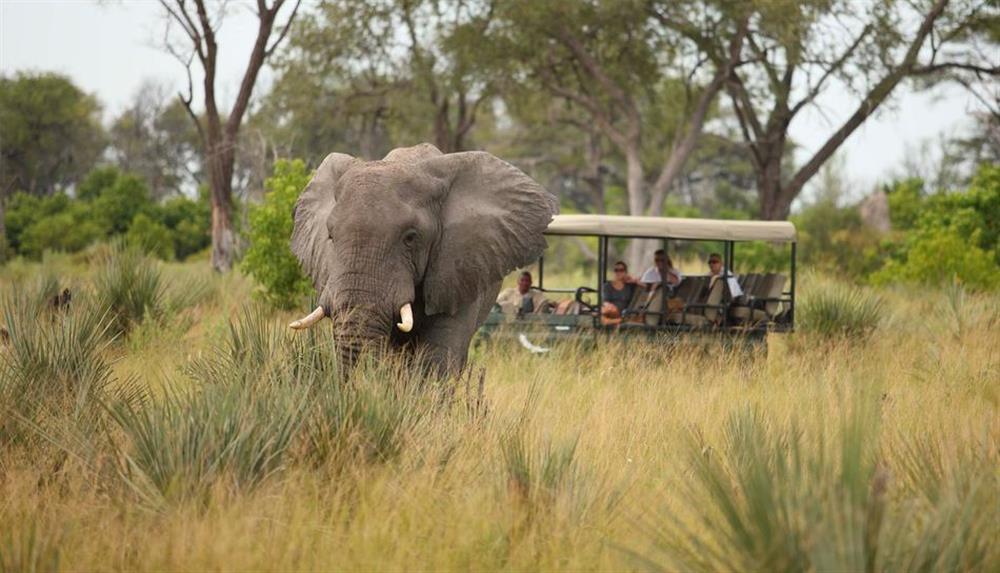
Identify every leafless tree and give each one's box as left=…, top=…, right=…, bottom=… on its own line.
left=159, top=0, right=302, bottom=271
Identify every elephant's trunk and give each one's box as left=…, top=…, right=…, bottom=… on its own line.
left=329, top=297, right=396, bottom=372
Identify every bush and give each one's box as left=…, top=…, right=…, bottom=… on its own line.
left=109, top=381, right=306, bottom=504
left=242, top=159, right=313, bottom=309
left=93, top=241, right=166, bottom=337
left=154, top=190, right=211, bottom=260
left=3, top=166, right=211, bottom=261
left=126, top=213, right=174, bottom=260
left=0, top=279, right=140, bottom=455
left=872, top=225, right=1000, bottom=290
left=875, top=164, right=1000, bottom=289
left=799, top=281, right=884, bottom=339
left=19, top=202, right=105, bottom=259
left=633, top=404, right=997, bottom=572
left=86, top=167, right=152, bottom=235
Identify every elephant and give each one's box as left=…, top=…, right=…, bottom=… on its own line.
left=287, top=143, right=558, bottom=377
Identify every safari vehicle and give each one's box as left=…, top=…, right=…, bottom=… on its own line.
left=480, top=214, right=797, bottom=349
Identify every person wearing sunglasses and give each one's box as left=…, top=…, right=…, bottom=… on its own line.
left=601, top=260, right=638, bottom=324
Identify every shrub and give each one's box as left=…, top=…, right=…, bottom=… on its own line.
left=875, top=164, right=1000, bottom=289
left=88, top=168, right=152, bottom=235
left=126, top=213, right=175, bottom=260
left=19, top=204, right=105, bottom=259
left=109, top=381, right=307, bottom=504
left=242, top=159, right=313, bottom=309
left=0, top=279, right=140, bottom=455
left=631, top=404, right=997, bottom=572
left=93, top=241, right=166, bottom=337
left=872, top=226, right=1000, bottom=290
left=155, top=190, right=211, bottom=260
left=799, top=281, right=884, bottom=339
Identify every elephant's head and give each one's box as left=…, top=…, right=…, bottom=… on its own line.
left=289, top=143, right=557, bottom=373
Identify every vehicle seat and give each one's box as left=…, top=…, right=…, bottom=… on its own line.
left=729, top=273, right=786, bottom=324
left=668, top=276, right=724, bottom=327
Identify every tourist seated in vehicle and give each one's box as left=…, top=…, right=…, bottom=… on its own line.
left=600, top=261, right=638, bottom=325
left=706, top=252, right=742, bottom=299
left=496, top=271, right=548, bottom=315
left=639, top=249, right=683, bottom=290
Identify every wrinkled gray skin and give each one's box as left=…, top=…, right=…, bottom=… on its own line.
left=291, top=143, right=558, bottom=377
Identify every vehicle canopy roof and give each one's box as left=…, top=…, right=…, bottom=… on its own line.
left=545, top=214, right=796, bottom=242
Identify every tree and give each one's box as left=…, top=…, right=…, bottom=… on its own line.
left=261, top=0, right=498, bottom=165
left=159, top=0, right=302, bottom=272
left=0, top=73, right=105, bottom=254
left=493, top=0, right=748, bottom=264
left=0, top=72, right=106, bottom=197
left=668, top=0, right=999, bottom=219
left=109, top=80, right=202, bottom=200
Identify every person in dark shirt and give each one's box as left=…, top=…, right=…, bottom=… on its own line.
left=601, top=261, right=637, bottom=325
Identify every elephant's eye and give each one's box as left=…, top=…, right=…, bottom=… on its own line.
left=402, top=229, right=418, bottom=247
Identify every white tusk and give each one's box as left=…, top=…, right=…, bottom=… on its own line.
left=289, top=306, right=327, bottom=330
left=397, top=303, right=413, bottom=332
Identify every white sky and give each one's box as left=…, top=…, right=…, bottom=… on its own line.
left=0, top=0, right=986, bottom=199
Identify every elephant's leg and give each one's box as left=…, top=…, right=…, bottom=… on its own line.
left=417, top=284, right=501, bottom=377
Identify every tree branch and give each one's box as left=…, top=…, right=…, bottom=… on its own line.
left=783, top=0, right=950, bottom=206
left=647, top=15, right=750, bottom=215
left=789, top=23, right=874, bottom=117
left=551, top=23, right=639, bottom=127
left=265, top=0, right=301, bottom=58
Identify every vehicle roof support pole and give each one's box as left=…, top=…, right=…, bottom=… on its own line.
left=724, top=241, right=734, bottom=327
left=538, top=256, right=544, bottom=290
left=790, top=242, right=797, bottom=331
left=597, top=235, right=606, bottom=327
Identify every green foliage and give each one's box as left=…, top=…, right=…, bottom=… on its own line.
left=17, top=200, right=105, bottom=259
left=872, top=226, right=1000, bottom=290
left=799, top=280, right=884, bottom=339
left=4, top=192, right=73, bottom=254
left=2, top=166, right=210, bottom=261
left=126, top=213, right=175, bottom=260
left=155, top=189, right=211, bottom=260
left=84, top=167, right=152, bottom=234
left=0, top=72, right=106, bottom=197
left=885, top=178, right=925, bottom=230
left=793, top=192, right=885, bottom=278
left=876, top=164, right=1000, bottom=290
left=93, top=242, right=167, bottom=337
left=735, top=241, right=789, bottom=273
left=242, top=159, right=313, bottom=309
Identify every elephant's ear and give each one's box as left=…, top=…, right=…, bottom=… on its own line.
left=291, top=152, right=359, bottom=292
left=419, top=152, right=558, bottom=316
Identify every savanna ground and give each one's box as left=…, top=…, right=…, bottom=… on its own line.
left=1, top=246, right=997, bottom=572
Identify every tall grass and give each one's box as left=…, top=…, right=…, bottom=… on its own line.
left=108, top=381, right=308, bottom=506
left=631, top=398, right=998, bottom=572
left=0, top=280, right=141, bottom=463
left=632, top=403, right=883, bottom=571
left=0, top=262, right=997, bottom=571
left=799, top=279, right=884, bottom=338
left=93, top=241, right=167, bottom=337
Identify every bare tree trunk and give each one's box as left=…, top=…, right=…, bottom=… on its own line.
left=160, top=0, right=301, bottom=272
left=623, top=145, right=657, bottom=271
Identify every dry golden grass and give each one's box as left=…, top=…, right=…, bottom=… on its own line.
left=1, top=259, right=997, bottom=571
